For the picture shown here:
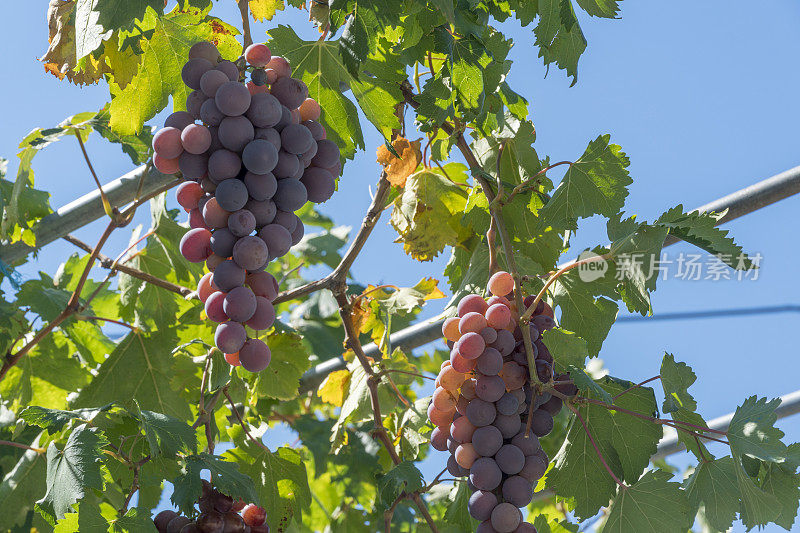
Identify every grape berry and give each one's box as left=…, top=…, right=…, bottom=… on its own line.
left=155, top=41, right=341, bottom=371
left=152, top=482, right=268, bottom=532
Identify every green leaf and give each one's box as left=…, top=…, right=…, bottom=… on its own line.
left=660, top=353, right=697, bottom=413
left=54, top=500, right=109, bottom=532
left=603, top=470, right=691, bottom=533
left=223, top=443, right=311, bottom=530
left=575, top=0, right=622, bottom=18
left=566, top=366, right=612, bottom=404
left=541, top=329, right=589, bottom=371
left=89, top=104, right=153, bottom=164
left=539, top=135, right=632, bottom=230
left=75, top=0, right=109, bottom=59
left=171, top=453, right=259, bottom=515
left=0, top=292, right=28, bottom=356
left=136, top=405, right=197, bottom=457
left=291, top=226, right=350, bottom=269
left=760, top=462, right=800, bottom=530
left=253, top=330, right=312, bottom=401
left=0, top=435, right=47, bottom=530
left=534, top=0, right=588, bottom=85
left=735, top=457, right=780, bottom=529
left=113, top=507, right=160, bottom=532
left=377, top=461, right=424, bottom=508
left=552, top=271, right=619, bottom=355
left=450, top=35, right=485, bottom=110
left=443, top=481, right=476, bottom=531
left=19, top=406, right=105, bottom=432
left=684, top=457, right=741, bottom=532
left=728, top=396, right=788, bottom=464
left=94, top=0, right=164, bottom=32
left=35, top=424, right=109, bottom=525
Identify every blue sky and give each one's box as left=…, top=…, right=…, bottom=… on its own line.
left=2, top=2, right=799, bottom=531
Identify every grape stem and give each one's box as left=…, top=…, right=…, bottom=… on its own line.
left=567, top=402, right=628, bottom=490
left=76, top=133, right=120, bottom=224
left=224, top=388, right=270, bottom=452
left=611, top=375, right=661, bottom=400
left=237, top=0, right=253, bottom=51
left=0, top=440, right=45, bottom=453
left=378, top=368, right=436, bottom=381
left=503, top=161, right=574, bottom=205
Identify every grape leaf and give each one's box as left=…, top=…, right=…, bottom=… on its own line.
left=443, top=481, right=476, bottom=531
left=93, top=0, right=164, bottom=32
left=249, top=0, right=285, bottom=21
left=760, top=462, right=800, bottom=530
left=53, top=500, right=109, bottom=532
left=539, top=135, right=632, bottom=230
left=89, top=104, right=153, bottom=164
left=0, top=291, right=27, bottom=356
left=552, top=271, right=619, bottom=356
left=603, top=470, right=691, bottom=533
left=0, top=435, right=46, bottom=530
left=660, top=353, right=697, bottom=413
left=171, top=453, right=259, bottom=515
left=19, top=406, right=107, bottom=433
left=223, top=443, right=311, bottom=530
left=41, top=0, right=111, bottom=84
left=377, top=461, right=424, bottom=508
left=541, top=329, right=589, bottom=371
left=735, top=457, right=780, bottom=529
left=136, top=405, right=197, bottom=457
left=575, top=0, right=622, bottom=18
left=684, top=456, right=741, bottom=532
left=533, top=0, right=587, bottom=85
left=252, top=330, right=312, bottom=401
left=113, top=507, right=160, bottom=532
left=566, top=366, right=612, bottom=404
left=728, top=396, right=788, bottom=464
left=75, top=0, right=110, bottom=59
left=533, top=514, right=579, bottom=533
left=318, top=369, right=351, bottom=407
left=35, top=424, right=109, bottom=524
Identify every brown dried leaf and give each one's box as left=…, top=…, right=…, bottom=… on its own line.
left=376, top=137, right=422, bottom=188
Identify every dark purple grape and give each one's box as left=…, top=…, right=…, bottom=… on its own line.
left=189, top=41, right=220, bottom=63
left=215, top=81, right=251, bottom=116
left=494, top=413, right=522, bottom=439
left=178, top=152, right=208, bottom=179
left=300, top=142, right=318, bottom=167
left=224, top=286, right=257, bottom=322
left=210, top=228, right=238, bottom=257
left=245, top=296, right=275, bottom=330
left=244, top=171, right=277, bottom=201
left=466, top=398, right=496, bottom=427
left=519, top=453, right=547, bottom=483
left=274, top=105, right=292, bottom=131
left=216, top=60, right=240, bottom=81
left=476, top=521, right=497, bottom=533
left=510, top=429, right=540, bottom=456
left=181, top=124, right=212, bottom=154
left=300, top=167, right=334, bottom=203
left=280, top=124, right=314, bottom=155
left=218, top=116, right=255, bottom=152
left=290, top=218, right=304, bottom=245
left=197, top=510, right=225, bottom=533
left=514, top=523, right=537, bottom=533
left=272, top=150, right=300, bottom=179
left=541, top=395, right=562, bottom=416
left=186, top=90, right=208, bottom=119
left=258, top=224, right=292, bottom=259
left=251, top=68, right=268, bottom=85
left=532, top=315, right=556, bottom=333
left=491, top=502, right=521, bottom=533
left=246, top=93, right=282, bottom=128
left=447, top=438, right=458, bottom=454
left=496, top=392, right=519, bottom=416
left=239, top=338, right=272, bottom=372
left=270, top=76, right=308, bottom=109
left=232, top=236, right=269, bottom=270
left=468, top=490, right=498, bottom=521
left=302, top=120, right=325, bottom=141
left=154, top=510, right=178, bottom=532
left=165, top=111, right=195, bottom=130
left=244, top=198, right=277, bottom=227
left=273, top=210, right=298, bottom=232
left=166, top=516, right=192, bottom=533
left=215, top=321, right=247, bottom=353
left=475, top=375, right=505, bottom=403
left=200, top=69, right=229, bottom=98
left=491, top=329, right=515, bottom=356
left=182, top=58, right=213, bottom=90
left=213, top=260, right=246, bottom=291
left=208, top=150, right=242, bottom=182
left=215, top=179, right=249, bottom=212
left=228, top=209, right=256, bottom=237
left=242, top=139, right=279, bottom=174
left=470, top=457, right=502, bottom=491
left=480, top=326, right=498, bottom=345
left=535, top=360, right=553, bottom=382
left=495, top=444, right=525, bottom=475
left=207, top=126, right=223, bottom=152
left=530, top=409, right=553, bottom=437
left=502, top=475, right=533, bottom=507
left=220, top=511, right=245, bottom=532
left=472, top=424, right=503, bottom=457
left=447, top=455, right=467, bottom=477
left=273, top=179, right=307, bottom=211
left=430, top=426, right=448, bottom=451
left=289, top=159, right=305, bottom=179
left=200, top=99, right=224, bottom=126
left=179, top=523, right=200, bottom=533
left=476, top=347, right=503, bottom=376
left=311, top=139, right=340, bottom=168
left=255, top=127, right=281, bottom=150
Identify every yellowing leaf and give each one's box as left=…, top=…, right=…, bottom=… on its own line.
left=377, top=137, right=423, bottom=187
left=318, top=370, right=351, bottom=407
left=248, top=0, right=285, bottom=21
left=41, top=0, right=109, bottom=85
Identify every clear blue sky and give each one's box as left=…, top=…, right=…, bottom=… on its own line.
left=2, top=2, right=799, bottom=531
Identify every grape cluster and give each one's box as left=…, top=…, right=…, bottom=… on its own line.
left=428, top=271, right=573, bottom=533
left=156, top=41, right=341, bottom=372
left=153, top=483, right=268, bottom=533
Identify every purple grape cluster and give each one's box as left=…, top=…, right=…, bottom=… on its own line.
left=154, top=41, right=341, bottom=372
left=428, top=271, right=577, bottom=533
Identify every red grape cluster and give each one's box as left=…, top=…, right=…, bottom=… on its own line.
left=428, top=271, right=572, bottom=533
left=155, top=41, right=341, bottom=372
left=153, top=483, right=268, bottom=533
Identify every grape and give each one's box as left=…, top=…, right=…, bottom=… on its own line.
left=179, top=228, right=212, bottom=262
left=232, top=235, right=268, bottom=270
left=245, top=43, right=271, bottom=67
left=311, top=139, right=340, bottom=168
left=218, top=116, right=255, bottom=152
left=461, top=378, right=477, bottom=399
left=325, top=161, right=341, bottom=178
left=441, top=317, right=461, bottom=341
left=246, top=271, right=279, bottom=300
left=455, top=443, right=479, bottom=469
left=427, top=426, right=449, bottom=453
left=290, top=219, right=305, bottom=245
left=246, top=93, right=282, bottom=128
left=208, top=150, right=242, bottom=182
left=511, top=429, right=540, bottom=456
left=535, top=359, right=553, bottom=382
left=273, top=150, right=300, bottom=178
left=553, top=374, right=578, bottom=397
left=244, top=198, right=277, bottom=227
left=488, top=271, right=515, bottom=297
left=206, top=253, right=226, bottom=271
left=178, top=152, right=209, bottom=179
left=530, top=409, right=554, bottom=437
left=439, top=366, right=465, bottom=391
left=456, top=331, right=485, bottom=359
left=427, top=404, right=454, bottom=426
left=176, top=181, right=204, bottom=211
left=274, top=179, right=307, bottom=211
left=242, top=139, right=279, bottom=174
left=491, top=502, right=521, bottom=533
left=447, top=438, right=459, bottom=455
left=532, top=315, right=556, bottom=332
left=216, top=60, right=240, bottom=81
left=273, top=210, right=298, bottom=232
left=289, top=159, right=305, bottom=179
left=274, top=105, right=292, bottom=132
left=541, top=395, right=562, bottom=416
left=180, top=124, right=211, bottom=155
left=534, top=342, right=552, bottom=366
left=302, top=120, right=325, bottom=141
left=223, top=286, right=257, bottom=322
left=459, top=311, right=488, bottom=335
left=215, top=81, right=251, bottom=116
left=199, top=69, right=229, bottom=98
left=189, top=41, right=220, bottom=63
left=486, top=303, right=512, bottom=329
left=476, top=347, right=502, bottom=376
left=228, top=209, right=256, bottom=237
left=468, top=490, right=498, bottom=522
left=470, top=457, right=502, bottom=491
left=519, top=454, right=547, bottom=483
left=241, top=505, right=266, bottom=528
left=450, top=350, right=475, bottom=373
left=186, top=90, right=208, bottom=119
left=471, top=425, right=503, bottom=457
left=200, top=179, right=217, bottom=195
left=432, top=386, right=457, bottom=411
left=238, top=338, right=271, bottom=372
left=154, top=510, right=179, bottom=532
left=245, top=296, right=276, bottom=330
left=213, top=179, right=248, bottom=212
left=267, top=56, right=291, bottom=78
left=166, top=516, right=191, bottom=533
left=496, top=392, right=519, bottom=416
left=502, top=476, right=533, bottom=508
left=500, top=361, right=527, bottom=390
left=202, top=198, right=230, bottom=229
left=299, top=98, right=321, bottom=121
left=182, top=58, right=213, bottom=89
left=153, top=127, right=183, bottom=158
left=451, top=415, right=476, bottom=443
left=270, top=76, right=308, bottom=109
left=476, top=521, right=498, bottom=533
left=207, top=126, right=223, bottom=152
left=200, top=99, right=224, bottom=126
left=447, top=455, right=467, bottom=477
left=475, top=375, right=505, bottom=403
left=213, top=260, right=246, bottom=291
left=494, top=413, right=521, bottom=439
left=255, top=126, right=281, bottom=150
left=458, top=294, right=489, bottom=317
left=165, top=111, right=195, bottom=130
left=259, top=223, right=292, bottom=259
left=495, top=444, right=525, bottom=475
left=466, top=398, right=496, bottom=427
left=197, top=272, right=216, bottom=303
left=513, top=523, right=537, bottom=533
left=251, top=69, right=268, bottom=85
left=215, top=321, right=246, bottom=353
left=480, top=326, right=498, bottom=344
left=280, top=124, right=314, bottom=155
left=455, top=394, right=470, bottom=416
left=300, top=142, right=318, bottom=167
left=213, top=492, right=234, bottom=513
left=210, top=228, right=238, bottom=257
left=197, top=510, right=225, bottom=533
